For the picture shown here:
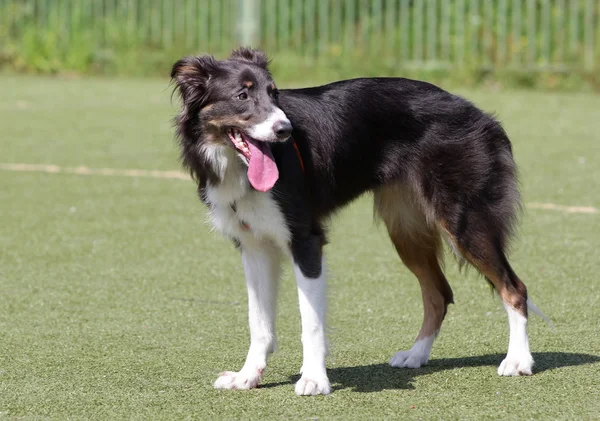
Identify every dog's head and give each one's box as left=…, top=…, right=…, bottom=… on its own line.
left=171, top=48, right=291, bottom=191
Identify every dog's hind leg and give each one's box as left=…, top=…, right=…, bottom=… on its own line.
left=374, top=184, right=453, bottom=369
left=442, top=223, right=533, bottom=376
left=214, top=238, right=281, bottom=390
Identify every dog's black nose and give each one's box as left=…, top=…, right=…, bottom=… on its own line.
left=273, top=120, right=293, bottom=140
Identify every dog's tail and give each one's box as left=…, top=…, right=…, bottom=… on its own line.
left=527, top=298, right=555, bottom=329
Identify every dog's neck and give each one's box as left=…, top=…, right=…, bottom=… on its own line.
left=202, top=143, right=251, bottom=205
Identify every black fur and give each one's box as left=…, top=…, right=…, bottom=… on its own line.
left=171, top=48, right=524, bottom=309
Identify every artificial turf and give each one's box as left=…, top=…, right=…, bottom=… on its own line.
left=1, top=76, right=599, bottom=420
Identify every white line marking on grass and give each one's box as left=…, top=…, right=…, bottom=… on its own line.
left=0, top=163, right=190, bottom=180
left=1, top=163, right=598, bottom=215
left=526, top=202, right=598, bottom=214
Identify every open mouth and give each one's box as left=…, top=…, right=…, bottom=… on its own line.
left=225, top=128, right=279, bottom=192
left=227, top=129, right=251, bottom=161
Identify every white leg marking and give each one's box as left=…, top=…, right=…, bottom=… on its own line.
left=498, top=303, right=534, bottom=376
left=293, top=257, right=331, bottom=396
left=389, top=335, right=435, bottom=368
left=214, top=241, right=280, bottom=390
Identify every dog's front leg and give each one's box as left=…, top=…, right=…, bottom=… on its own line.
left=293, top=255, right=331, bottom=395
left=214, top=240, right=280, bottom=390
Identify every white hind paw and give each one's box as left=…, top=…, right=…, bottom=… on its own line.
left=390, top=349, right=429, bottom=368
left=498, top=354, right=534, bottom=376
left=389, top=336, right=434, bottom=369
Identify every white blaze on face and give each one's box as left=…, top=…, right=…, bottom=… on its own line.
left=246, top=107, right=290, bottom=142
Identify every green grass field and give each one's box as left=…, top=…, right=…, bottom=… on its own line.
left=1, top=76, right=599, bottom=420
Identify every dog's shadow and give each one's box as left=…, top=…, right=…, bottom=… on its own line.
left=262, top=352, right=600, bottom=393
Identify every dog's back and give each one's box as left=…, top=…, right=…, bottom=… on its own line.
left=279, top=78, right=518, bottom=242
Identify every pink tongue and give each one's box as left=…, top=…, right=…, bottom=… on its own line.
left=246, top=138, right=279, bottom=192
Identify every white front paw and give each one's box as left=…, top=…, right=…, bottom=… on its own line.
left=295, top=376, right=331, bottom=396
left=213, top=368, right=264, bottom=390
left=498, top=354, right=534, bottom=376
left=389, top=349, right=430, bottom=368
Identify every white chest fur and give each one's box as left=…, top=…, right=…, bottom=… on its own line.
left=203, top=145, right=290, bottom=250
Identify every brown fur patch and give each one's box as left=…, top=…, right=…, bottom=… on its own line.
left=177, top=64, right=200, bottom=76
left=374, top=183, right=453, bottom=339
left=205, top=116, right=246, bottom=130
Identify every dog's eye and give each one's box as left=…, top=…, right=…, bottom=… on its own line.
left=272, top=89, right=280, bottom=99
left=237, top=92, right=248, bottom=100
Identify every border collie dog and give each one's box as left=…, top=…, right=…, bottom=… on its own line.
left=171, top=48, right=535, bottom=395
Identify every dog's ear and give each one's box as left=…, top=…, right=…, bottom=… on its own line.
left=230, top=47, right=270, bottom=70
left=170, top=55, right=217, bottom=103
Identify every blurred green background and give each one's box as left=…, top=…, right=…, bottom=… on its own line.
left=1, top=0, right=599, bottom=88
